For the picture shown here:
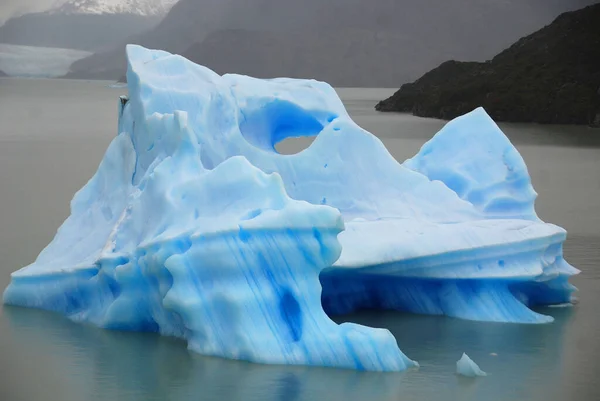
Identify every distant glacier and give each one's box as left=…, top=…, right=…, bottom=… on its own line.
left=0, top=44, right=91, bottom=78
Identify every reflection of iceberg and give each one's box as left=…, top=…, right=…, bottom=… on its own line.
left=2, top=305, right=575, bottom=400
left=3, top=45, right=577, bottom=371
left=3, top=306, right=412, bottom=401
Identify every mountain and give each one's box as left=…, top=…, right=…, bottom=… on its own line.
left=66, top=0, right=234, bottom=78
left=0, top=0, right=177, bottom=52
left=66, top=0, right=599, bottom=86
left=50, top=0, right=177, bottom=16
left=182, top=29, right=457, bottom=87
left=0, top=70, right=8, bottom=77
left=375, top=4, right=600, bottom=126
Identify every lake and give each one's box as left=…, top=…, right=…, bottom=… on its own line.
left=1, top=78, right=599, bottom=401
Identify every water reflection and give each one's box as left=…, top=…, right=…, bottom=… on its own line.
left=3, top=303, right=575, bottom=401
left=336, top=307, right=575, bottom=400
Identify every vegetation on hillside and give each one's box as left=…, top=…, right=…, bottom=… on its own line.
left=376, top=4, right=600, bottom=125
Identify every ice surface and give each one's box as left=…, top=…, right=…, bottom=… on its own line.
left=456, top=353, right=487, bottom=377
left=0, top=44, right=91, bottom=78
left=3, top=45, right=578, bottom=371
left=404, top=109, right=539, bottom=221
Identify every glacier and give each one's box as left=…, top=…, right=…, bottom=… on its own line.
left=0, top=44, right=91, bottom=78
left=3, top=45, right=578, bottom=371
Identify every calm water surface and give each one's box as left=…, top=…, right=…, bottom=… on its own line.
left=1, top=79, right=599, bottom=401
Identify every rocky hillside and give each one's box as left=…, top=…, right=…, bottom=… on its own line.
left=182, top=29, right=461, bottom=87
left=0, top=13, right=158, bottom=51
left=376, top=3, right=600, bottom=125
left=66, top=0, right=598, bottom=86
left=0, top=1, right=177, bottom=51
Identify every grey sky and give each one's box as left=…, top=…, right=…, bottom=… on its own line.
left=0, top=0, right=58, bottom=22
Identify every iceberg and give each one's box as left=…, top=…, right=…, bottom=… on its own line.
left=3, top=45, right=578, bottom=371
left=456, top=353, right=487, bottom=377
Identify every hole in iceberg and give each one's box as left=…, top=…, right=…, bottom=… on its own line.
left=238, top=98, right=334, bottom=154
left=275, top=136, right=318, bottom=155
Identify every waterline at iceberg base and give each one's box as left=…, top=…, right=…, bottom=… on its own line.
left=3, top=45, right=578, bottom=372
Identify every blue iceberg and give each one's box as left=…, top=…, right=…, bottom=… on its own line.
left=3, top=45, right=578, bottom=371
left=456, top=353, right=487, bottom=377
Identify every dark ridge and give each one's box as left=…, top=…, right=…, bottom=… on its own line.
left=0, top=12, right=160, bottom=52
left=376, top=3, right=600, bottom=126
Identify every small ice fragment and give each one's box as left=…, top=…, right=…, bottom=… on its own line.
left=547, top=303, right=573, bottom=308
left=456, top=353, right=487, bottom=377
left=490, top=353, right=498, bottom=356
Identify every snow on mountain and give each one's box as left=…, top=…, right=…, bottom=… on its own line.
left=49, top=0, right=178, bottom=16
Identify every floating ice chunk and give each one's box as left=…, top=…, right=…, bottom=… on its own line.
left=2, top=45, right=579, bottom=371
left=547, top=303, right=573, bottom=308
left=3, top=112, right=416, bottom=371
left=456, top=353, right=487, bottom=377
